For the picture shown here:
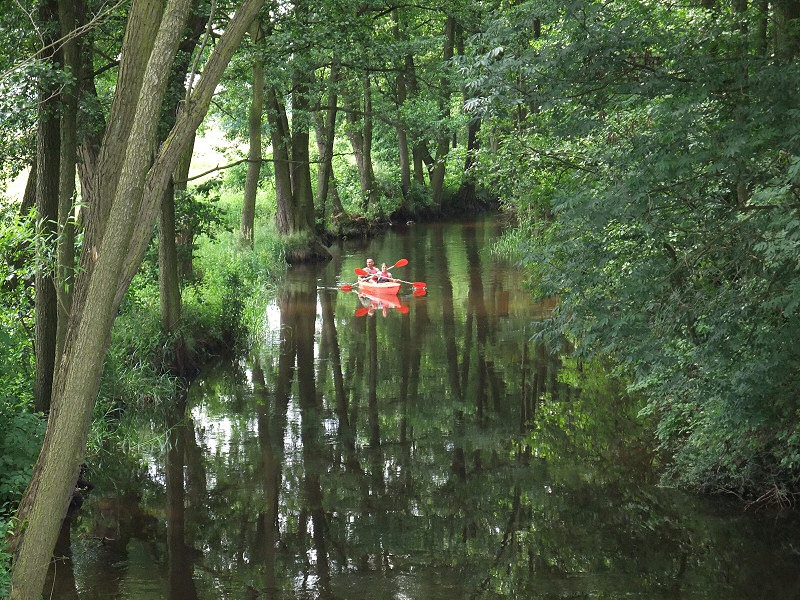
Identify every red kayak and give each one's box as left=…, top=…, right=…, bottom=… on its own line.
left=358, top=280, right=401, bottom=295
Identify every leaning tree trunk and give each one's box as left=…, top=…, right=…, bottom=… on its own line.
left=9, top=2, right=264, bottom=597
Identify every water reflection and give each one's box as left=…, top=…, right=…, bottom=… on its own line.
left=62, top=219, right=800, bottom=599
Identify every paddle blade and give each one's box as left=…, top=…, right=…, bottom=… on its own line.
left=355, top=307, right=370, bottom=317
left=354, top=267, right=368, bottom=276
left=392, top=258, right=409, bottom=269
left=412, top=282, right=426, bottom=288
left=340, top=284, right=353, bottom=291
left=412, top=288, right=427, bottom=296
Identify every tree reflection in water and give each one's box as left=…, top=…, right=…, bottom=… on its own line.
left=61, top=219, right=800, bottom=599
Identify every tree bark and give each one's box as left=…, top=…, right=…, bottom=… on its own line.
left=10, top=1, right=264, bottom=597
left=33, top=0, right=61, bottom=414
left=268, top=87, right=294, bottom=235
left=241, top=19, right=264, bottom=246
left=159, top=179, right=182, bottom=333
left=290, top=70, right=316, bottom=235
left=55, top=0, right=80, bottom=362
left=268, top=75, right=331, bottom=262
left=314, top=57, right=344, bottom=220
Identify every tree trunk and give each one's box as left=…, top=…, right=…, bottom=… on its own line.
left=175, top=136, right=196, bottom=280
left=159, top=179, right=182, bottom=331
left=455, top=116, right=480, bottom=207
left=344, top=74, right=376, bottom=210
left=290, top=72, right=316, bottom=235
left=405, top=55, right=426, bottom=185
left=344, top=74, right=377, bottom=211
left=33, top=0, right=61, bottom=414
left=396, top=106, right=412, bottom=201
left=360, top=75, right=376, bottom=209
left=314, top=58, right=344, bottom=220
left=429, top=16, right=456, bottom=210
left=81, top=0, right=164, bottom=249
left=457, top=23, right=481, bottom=213
left=159, top=9, right=206, bottom=374
left=774, top=0, right=800, bottom=60
left=268, top=81, right=331, bottom=263
left=55, top=0, right=80, bottom=362
left=392, top=9, right=412, bottom=201
left=268, top=87, right=294, bottom=235
left=76, top=22, right=102, bottom=212
left=10, top=2, right=264, bottom=597
left=755, top=0, right=769, bottom=56
left=241, top=19, right=264, bottom=246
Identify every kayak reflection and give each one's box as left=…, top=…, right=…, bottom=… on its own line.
left=355, top=290, right=410, bottom=317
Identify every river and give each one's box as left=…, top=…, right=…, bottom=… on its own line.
left=50, top=217, right=800, bottom=599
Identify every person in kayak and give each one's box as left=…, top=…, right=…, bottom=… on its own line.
left=376, top=263, right=395, bottom=283
left=361, top=258, right=379, bottom=280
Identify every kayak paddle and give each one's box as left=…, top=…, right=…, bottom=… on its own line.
left=394, top=278, right=426, bottom=289
left=340, top=268, right=371, bottom=291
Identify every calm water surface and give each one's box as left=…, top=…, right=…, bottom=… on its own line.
left=53, top=218, right=800, bottom=599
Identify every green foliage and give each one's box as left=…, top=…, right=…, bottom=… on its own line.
left=467, top=0, right=800, bottom=497
left=333, top=163, right=405, bottom=219
left=0, top=410, right=45, bottom=508
left=141, top=178, right=230, bottom=282
left=178, top=178, right=228, bottom=239
left=0, top=519, right=9, bottom=597
left=0, top=207, right=39, bottom=508
left=0, top=208, right=42, bottom=596
left=0, top=2, right=38, bottom=184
